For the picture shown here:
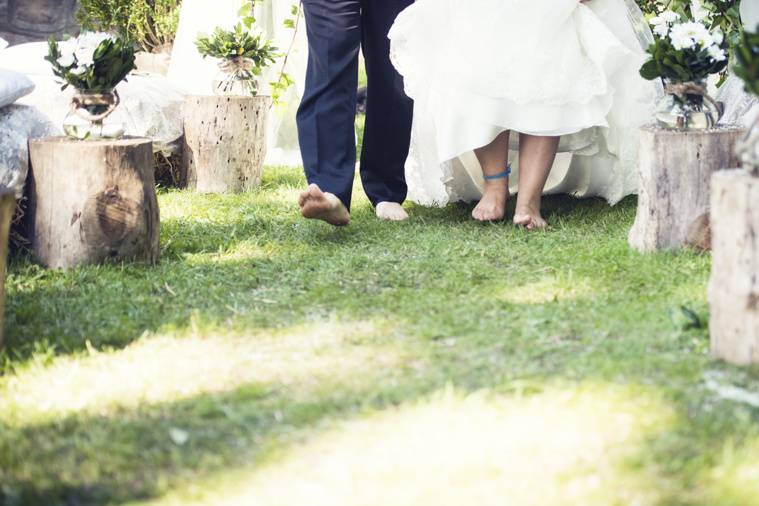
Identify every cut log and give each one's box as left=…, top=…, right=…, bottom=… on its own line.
left=27, top=137, right=160, bottom=269
left=0, top=189, right=15, bottom=348
left=709, top=169, right=759, bottom=365
left=629, top=125, right=745, bottom=252
left=182, top=95, right=271, bottom=193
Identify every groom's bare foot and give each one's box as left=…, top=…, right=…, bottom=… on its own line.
left=298, top=184, right=350, bottom=226
left=376, top=202, right=409, bottom=221
left=513, top=203, right=548, bottom=230
left=472, top=179, right=509, bottom=222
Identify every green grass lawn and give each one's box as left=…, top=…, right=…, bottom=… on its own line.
left=2, top=166, right=759, bottom=506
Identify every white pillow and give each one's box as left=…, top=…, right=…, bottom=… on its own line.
left=0, top=69, right=35, bottom=108
left=0, top=37, right=8, bottom=51
left=0, top=42, right=52, bottom=76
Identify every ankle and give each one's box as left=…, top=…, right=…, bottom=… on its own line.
left=483, top=178, right=509, bottom=192
left=516, top=196, right=541, bottom=211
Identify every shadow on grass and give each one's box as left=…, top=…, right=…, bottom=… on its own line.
left=3, top=181, right=632, bottom=365
left=1, top=380, right=379, bottom=505
left=0, top=309, right=746, bottom=506
left=0, top=310, right=651, bottom=506
left=0, top=294, right=745, bottom=506
left=2, top=170, right=738, bottom=505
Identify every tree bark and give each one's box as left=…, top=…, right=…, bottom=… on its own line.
left=0, top=189, right=15, bottom=348
left=709, top=169, right=759, bottom=365
left=27, top=137, right=160, bottom=269
left=182, top=95, right=271, bottom=193
left=629, top=125, right=745, bottom=252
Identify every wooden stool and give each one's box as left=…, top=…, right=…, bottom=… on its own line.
left=629, top=125, right=745, bottom=252
left=709, top=169, right=759, bottom=365
left=27, top=137, right=160, bottom=269
left=182, top=95, right=271, bottom=193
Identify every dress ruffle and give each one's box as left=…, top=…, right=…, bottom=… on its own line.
left=389, top=0, right=660, bottom=206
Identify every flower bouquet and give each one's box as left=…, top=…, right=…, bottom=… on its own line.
left=195, top=23, right=278, bottom=96
left=640, top=4, right=729, bottom=129
left=46, top=32, right=136, bottom=139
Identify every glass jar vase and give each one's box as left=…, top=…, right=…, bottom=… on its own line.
left=655, top=79, right=723, bottom=130
left=212, top=57, right=259, bottom=96
left=63, top=89, right=126, bottom=140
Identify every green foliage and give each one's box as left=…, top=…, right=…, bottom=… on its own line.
left=46, top=36, right=136, bottom=91
left=636, top=0, right=663, bottom=16
left=197, top=0, right=301, bottom=103
left=734, top=24, right=759, bottom=96
left=270, top=71, right=295, bottom=103
left=637, top=0, right=743, bottom=48
left=76, top=0, right=181, bottom=53
left=640, top=35, right=728, bottom=81
left=195, top=24, right=278, bottom=72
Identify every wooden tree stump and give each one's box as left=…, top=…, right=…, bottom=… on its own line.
left=709, top=169, right=759, bottom=365
left=0, top=189, right=15, bottom=348
left=27, top=137, right=160, bottom=269
left=182, top=95, right=271, bottom=193
left=629, top=125, right=745, bottom=252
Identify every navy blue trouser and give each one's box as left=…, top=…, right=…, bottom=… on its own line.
left=297, top=0, right=414, bottom=210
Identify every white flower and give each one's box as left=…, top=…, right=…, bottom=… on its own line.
left=712, top=28, right=725, bottom=46
left=707, top=45, right=727, bottom=62
left=670, top=21, right=712, bottom=50
left=654, top=23, right=671, bottom=38
left=660, top=11, right=680, bottom=23
left=76, top=32, right=112, bottom=50
left=57, top=52, right=75, bottom=67
left=74, top=48, right=95, bottom=67
left=71, top=32, right=112, bottom=67
left=691, top=0, right=711, bottom=23
left=670, top=24, right=697, bottom=50
left=56, top=40, right=76, bottom=67
left=693, top=29, right=714, bottom=47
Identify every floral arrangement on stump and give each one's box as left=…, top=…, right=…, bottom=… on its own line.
left=637, top=0, right=742, bottom=49
left=195, top=0, right=300, bottom=100
left=46, top=32, right=136, bottom=139
left=734, top=25, right=759, bottom=174
left=640, top=1, right=729, bottom=129
left=195, top=23, right=278, bottom=97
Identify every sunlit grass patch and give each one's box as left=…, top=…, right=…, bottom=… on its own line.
left=0, top=319, right=406, bottom=426
left=152, top=385, right=673, bottom=506
left=495, top=273, right=598, bottom=304
left=0, top=166, right=754, bottom=506
left=698, top=437, right=759, bottom=505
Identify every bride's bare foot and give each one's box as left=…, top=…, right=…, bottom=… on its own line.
left=513, top=203, right=548, bottom=230
left=376, top=202, right=409, bottom=221
left=298, top=184, right=350, bottom=226
left=472, top=179, right=509, bottom=222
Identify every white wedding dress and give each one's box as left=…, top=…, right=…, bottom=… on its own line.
left=717, top=1, right=759, bottom=128
left=169, top=0, right=307, bottom=166
left=389, top=0, right=661, bottom=206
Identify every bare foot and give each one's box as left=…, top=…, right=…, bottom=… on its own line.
left=298, top=184, right=350, bottom=226
left=376, top=202, right=409, bottom=221
left=513, top=203, right=548, bottom=230
left=472, top=179, right=509, bottom=222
